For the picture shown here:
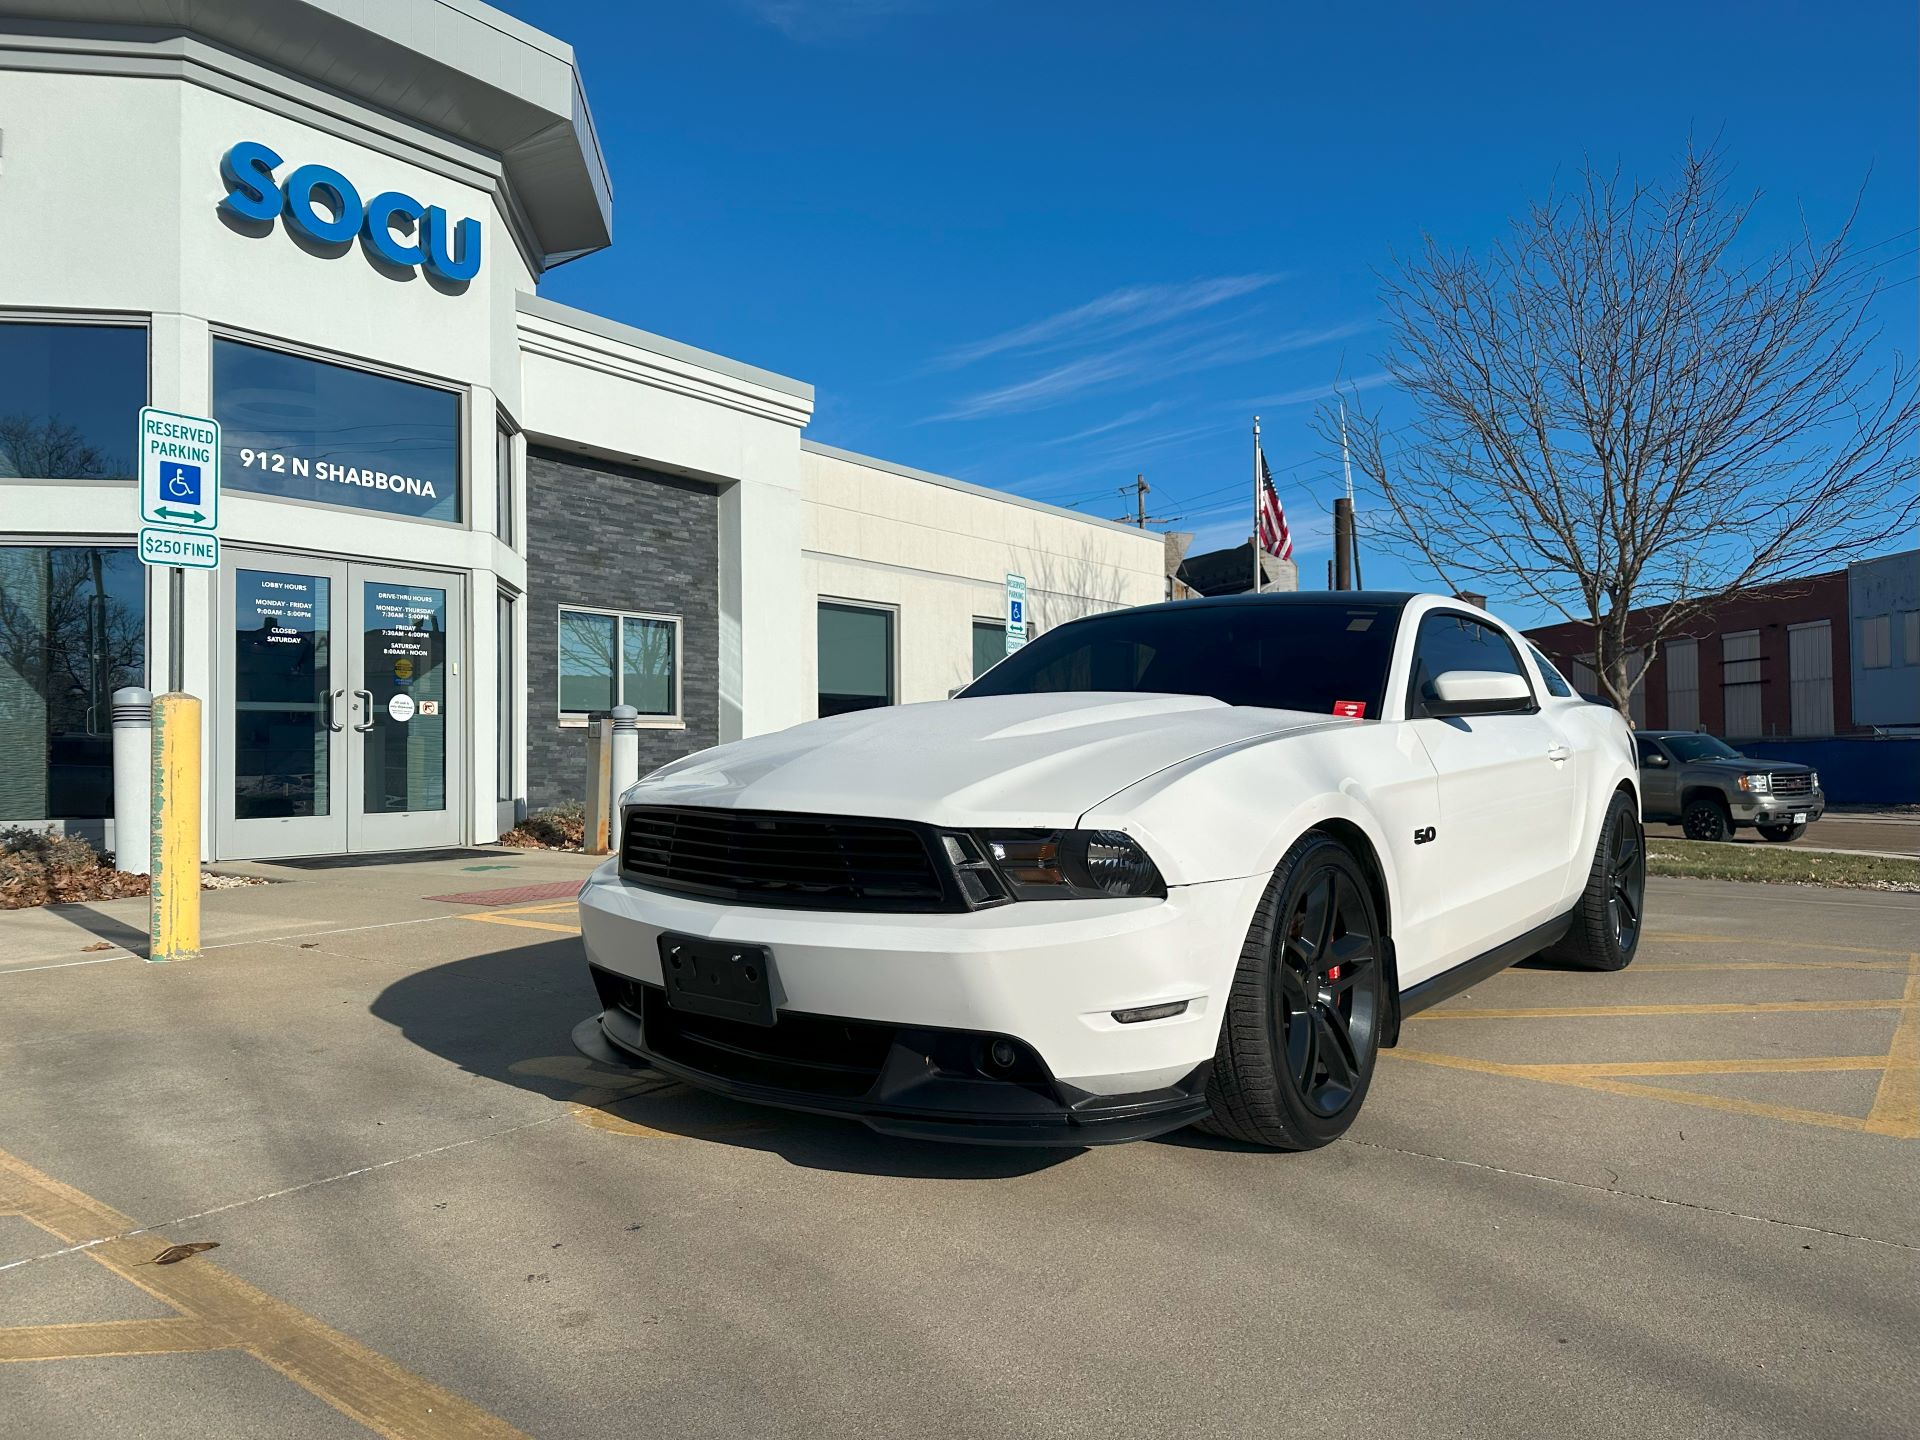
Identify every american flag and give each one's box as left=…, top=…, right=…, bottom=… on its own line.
left=1255, top=446, right=1293, bottom=562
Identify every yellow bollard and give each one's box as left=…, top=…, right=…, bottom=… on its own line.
left=149, top=693, right=201, bottom=962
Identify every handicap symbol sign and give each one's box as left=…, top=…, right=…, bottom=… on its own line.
left=163, top=462, right=202, bottom=505
left=1009, top=599, right=1024, bottom=626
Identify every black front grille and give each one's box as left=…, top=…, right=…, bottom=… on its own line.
left=1769, top=772, right=1814, bottom=796
left=620, top=805, right=954, bottom=911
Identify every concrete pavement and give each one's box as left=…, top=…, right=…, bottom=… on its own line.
left=2, top=852, right=1915, bottom=1438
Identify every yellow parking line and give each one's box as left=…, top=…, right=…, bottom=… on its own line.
left=0, top=1316, right=235, bottom=1361
left=1539, top=1055, right=1906, bottom=1078
left=1646, top=931, right=1909, bottom=957
left=1386, top=1049, right=1884, bottom=1135
left=0, top=1147, right=530, bottom=1438
left=1407, top=999, right=1911, bottom=1021
left=1865, top=956, right=1920, bottom=1138
left=1632, top=959, right=1912, bottom=973
left=459, top=912, right=581, bottom=934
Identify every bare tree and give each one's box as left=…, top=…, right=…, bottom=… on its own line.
left=1321, top=145, right=1919, bottom=714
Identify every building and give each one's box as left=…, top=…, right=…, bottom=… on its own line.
left=0, top=0, right=1164, bottom=859
left=1173, top=541, right=1299, bottom=597
left=1524, top=549, right=1920, bottom=803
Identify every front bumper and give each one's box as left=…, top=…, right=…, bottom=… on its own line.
left=1730, top=792, right=1825, bottom=826
left=575, top=860, right=1260, bottom=1144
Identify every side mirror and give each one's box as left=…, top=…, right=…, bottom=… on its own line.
left=1644, top=751, right=1669, bottom=767
left=1423, top=669, right=1532, bottom=718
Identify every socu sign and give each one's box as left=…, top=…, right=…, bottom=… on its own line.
left=219, top=140, right=482, bottom=284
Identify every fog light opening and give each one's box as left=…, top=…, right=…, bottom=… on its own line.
left=1112, top=1000, right=1190, bottom=1025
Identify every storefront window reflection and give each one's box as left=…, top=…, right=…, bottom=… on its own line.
left=213, top=338, right=461, bottom=522
left=0, top=323, right=146, bottom=480
left=0, top=547, right=146, bottom=819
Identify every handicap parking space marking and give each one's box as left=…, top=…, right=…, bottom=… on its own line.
left=1389, top=952, right=1920, bottom=1140
left=457, top=901, right=581, bottom=935
left=0, top=1146, right=530, bottom=1438
left=506, top=1055, right=772, bottom=1142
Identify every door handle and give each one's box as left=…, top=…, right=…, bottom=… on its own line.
left=1547, top=742, right=1571, bottom=763
left=353, top=688, right=376, bottom=733
left=322, top=688, right=345, bottom=733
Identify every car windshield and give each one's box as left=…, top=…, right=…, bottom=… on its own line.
left=960, top=601, right=1402, bottom=716
left=1663, top=734, right=1743, bottom=762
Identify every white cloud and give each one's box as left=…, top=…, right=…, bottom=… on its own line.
left=1247, top=371, right=1393, bottom=409
left=933, top=318, right=1367, bottom=421
left=931, top=274, right=1285, bottom=371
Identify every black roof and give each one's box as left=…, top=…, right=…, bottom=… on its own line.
left=1102, top=590, right=1423, bottom=621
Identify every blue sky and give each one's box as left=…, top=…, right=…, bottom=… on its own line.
left=503, top=0, right=1917, bottom=622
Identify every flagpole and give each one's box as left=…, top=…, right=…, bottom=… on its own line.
left=1251, top=415, right=1262, bottom=595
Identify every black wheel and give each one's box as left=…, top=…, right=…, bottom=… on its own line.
left=1682, top=796, right=1730, bottom=843
left=1545, top=789, right=1645, bottom=972
left=1757, top=821, right=1807, bottom=843
left=1199, top=834, right=1385, bottom=1150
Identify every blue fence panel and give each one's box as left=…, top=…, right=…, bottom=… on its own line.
left=1737, top=736, right=1920, bottom=806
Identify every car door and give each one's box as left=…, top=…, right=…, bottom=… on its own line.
left=1636, top=735, right=1681, bottom=819
left=1402, top=610, right=1580, bottom=977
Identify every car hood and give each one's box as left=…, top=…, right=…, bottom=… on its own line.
left=628, top=691, right=1343, bottom=827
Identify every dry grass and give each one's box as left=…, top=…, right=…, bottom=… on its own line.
left=1646, top=839, right=1920, bottom=892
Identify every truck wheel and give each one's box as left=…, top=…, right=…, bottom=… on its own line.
left=1757, top=820, right=1807, bottom=843
left=1200, top=834, right=1385, bottom=1150
left=1682, top=796, right=1730, bottom=843
left=1545, top=790, right=1645, bottom=972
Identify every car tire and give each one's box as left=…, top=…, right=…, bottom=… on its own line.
left=1544, top=789, right=1645, bottom=972
left=1199, top=833, right=1385, bottom=1150
left=1757, top=821, right=1807, bottom=843
left=1682, top=796, right=1730, bottom=843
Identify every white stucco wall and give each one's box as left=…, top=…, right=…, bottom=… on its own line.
left=800, top=443, right=1167, bottom=708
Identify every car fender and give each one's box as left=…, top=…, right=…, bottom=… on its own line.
left=1077, top=721, right=1438, bottom=946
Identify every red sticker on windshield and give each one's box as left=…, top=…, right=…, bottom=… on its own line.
left=1333, top=700, right=1367, bottom=719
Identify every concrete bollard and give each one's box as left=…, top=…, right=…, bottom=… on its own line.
left=583, top=715, right=613, bottom=856
left=609, top=704, right=640, bottom=818
left=149, top=692, right=201, bottom=962
left=111, top=686, right=153, bottom=876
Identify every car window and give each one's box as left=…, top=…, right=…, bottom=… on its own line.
left=1407, top=611, right=1533, bottom=713
left=960, top=601, right=1403, bottom=716
left=1529, top=645, right=1575, bottom=698
left=1634, top=735, right=1667, bottom=765
left=1665, top=734, right=1742, bottom=763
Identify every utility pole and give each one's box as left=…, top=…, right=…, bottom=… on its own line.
left=1333, top=497, right=1354, bottom=591
left=1132, top=472, right=1149, bottom=527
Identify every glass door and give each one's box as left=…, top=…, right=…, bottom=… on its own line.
left=218, top=559, right=350, bottom=857
left=217, top=555, right=464, bottom=859
left=347, top=566, right=463, bottom=852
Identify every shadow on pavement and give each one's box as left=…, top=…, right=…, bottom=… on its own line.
left=44, top=902, right=151, bottom=956
left=370, top=938, right=1076, bottom=1181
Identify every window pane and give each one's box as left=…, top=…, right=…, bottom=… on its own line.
left=818, top=603, right=893, bottom=717
left=233, top=569, right=330, bottom=819
left=1410, top=613, right=1527, bottom=702
left=496, top=592, right=515, bottom=802
left=0, top=324, right=146, bottom=480
left=622, top=617, right=676, bottom=716
left=559, top=611, right=616, bottom=714
left=972, top=620, right=1004, bottom=679
left=0, top=547, right=147, bottom=820
left=362, top=583, right=447, bottom=814
left=965, top=602, right=1399, bottom=715
left=1529, top=645, right=1574, bottom=697
left=495, top=422, right=514, bottom=547
left=214, top=338, right=461, bottom=522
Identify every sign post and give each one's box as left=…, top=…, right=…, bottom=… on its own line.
left=136, top=408, right=221, bottom=961
left=1005, top=572, right=1028, bottom=655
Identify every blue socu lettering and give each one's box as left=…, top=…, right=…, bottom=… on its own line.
left=218, top=142, right=481, bottom=283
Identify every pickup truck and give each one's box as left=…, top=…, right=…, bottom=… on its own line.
left=1635, top=730, right=1824, bottom=842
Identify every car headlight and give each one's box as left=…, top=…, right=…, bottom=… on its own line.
left=1810, top=771, right=1819, bottom=790
left=1738, top=773, right=1771, bottom=793
left=973, top=828, right=1166, bottom=901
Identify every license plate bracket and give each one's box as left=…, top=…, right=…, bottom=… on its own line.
left=658, top=933, right=776, bottom=1027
